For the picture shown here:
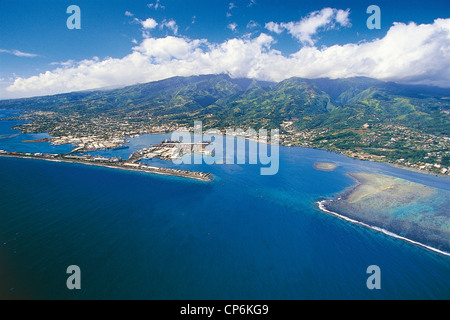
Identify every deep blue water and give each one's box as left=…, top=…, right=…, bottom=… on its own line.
left=0, top=110, right=449, bottom=299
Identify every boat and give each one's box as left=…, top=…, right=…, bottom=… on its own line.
left=112, top=145, right=130, bottom=150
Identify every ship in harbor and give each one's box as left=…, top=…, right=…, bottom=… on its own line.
left=112, top=145, right=130, bottom=150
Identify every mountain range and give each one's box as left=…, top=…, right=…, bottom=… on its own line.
left=1, top=74, right=448, bottom=136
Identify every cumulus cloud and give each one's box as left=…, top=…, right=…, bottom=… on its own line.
left=265, top=7, right=351, bottom=45
left=264, top=21, right=284, bottom=35
left=4, top=18, right=450, bottom=98
left=140, top=18, right=158, bottom=29
left=124, top=11, right=134, bottom=17
left=335, top=9, right=351, bottom=27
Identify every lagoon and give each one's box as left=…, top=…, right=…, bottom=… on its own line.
left=0, top=110, right=449, bottom=299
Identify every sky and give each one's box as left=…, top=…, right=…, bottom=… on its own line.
left=0, top=0, right=449, bottom=99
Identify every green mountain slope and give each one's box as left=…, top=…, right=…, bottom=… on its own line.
left=0, top=74, right=449, bottom=174
left=1, top=74, right=449, bottom=173
left=1, top=74, right=448, bottom=135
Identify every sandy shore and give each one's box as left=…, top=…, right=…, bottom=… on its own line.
left=313, top=162, right=338, bottom=171
left=318, top=172, right=450, bottom=255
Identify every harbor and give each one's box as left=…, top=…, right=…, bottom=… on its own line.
left=128, top=140, right=213, bottom=162
left=0, top=149, right=214, bottom=182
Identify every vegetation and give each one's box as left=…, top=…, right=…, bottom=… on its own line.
left=0, top=74, right=449, bottom=174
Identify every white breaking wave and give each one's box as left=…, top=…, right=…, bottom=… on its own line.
left=317, top=200, right=450, bottom=257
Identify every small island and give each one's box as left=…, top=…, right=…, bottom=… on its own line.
left=318, top=172, right=450, bottom=255
left=313, top=162, right=338, bottom=171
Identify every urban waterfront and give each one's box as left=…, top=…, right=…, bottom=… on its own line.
left=0, top=110, right=449, bottom=299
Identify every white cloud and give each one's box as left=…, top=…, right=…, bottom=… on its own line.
left=4, top=18, right=450, bottom=98
left=228, top=22, right=238, bottom=32
left=147, top=0, right=165, bottom=10
left=140, top=18, right=158, bottom=29
left=0, top=49, right=38, bottom=58
left=124, top=11, right=134, bottom=17
left=246, top=20, right=259, bottom=29
left=264, top=22, right=284, bottom=34
left=266, top=7, right=351, bottom=45
left=335, top=9, right=351, bottom=27
left=160, top=19, right=178, bottom=35
left=49, top=59, right=75, bottom=67
left=134, top=36, right=206, bottom=62
left=227, top=1, right=237, bottom=17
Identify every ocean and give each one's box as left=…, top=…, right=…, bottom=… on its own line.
left=0, top=109, right=449, bottom=299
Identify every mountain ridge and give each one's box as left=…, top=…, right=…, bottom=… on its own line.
left=1, top=73, right=448, bottom=135
left=0, top=74, right=449, bottom=174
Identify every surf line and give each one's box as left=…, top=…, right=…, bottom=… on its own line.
left=317, top=200, right=450, bottom=257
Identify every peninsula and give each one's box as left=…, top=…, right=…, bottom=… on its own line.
left=0, top=150, right=213, bottom=182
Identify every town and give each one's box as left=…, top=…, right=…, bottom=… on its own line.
left=0, top=149, right=214, bottom=182
left=129, top=140, right=213, bottom=162
left=5, top=109, right=450, bottom=176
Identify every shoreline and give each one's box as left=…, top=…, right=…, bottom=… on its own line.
left=317, top=200, right=450, bottom=257
left=288, top=144, right=449, bottom=178
left=385, top=161, right=450, bottom=179
left=0, top=153, right=214, bottom=182
left=1, top=113, right=448, bottom=178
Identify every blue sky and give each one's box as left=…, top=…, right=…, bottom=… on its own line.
left=1, top=0, right=449, bottom=98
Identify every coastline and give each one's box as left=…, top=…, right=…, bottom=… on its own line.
left=317, top=200, right=450, bottom=257
left=385, top=161, right=450, bottom=179
left=0, top=153, right=214, bottom=182
left=316, top=172, right=450, bottom=257
left=285, top=143, right=449, bottom=178
left=1, top=110, right=448, bottom=178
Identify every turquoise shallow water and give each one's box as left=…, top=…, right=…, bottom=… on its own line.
left=0, top=110, right=449, bottom=299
